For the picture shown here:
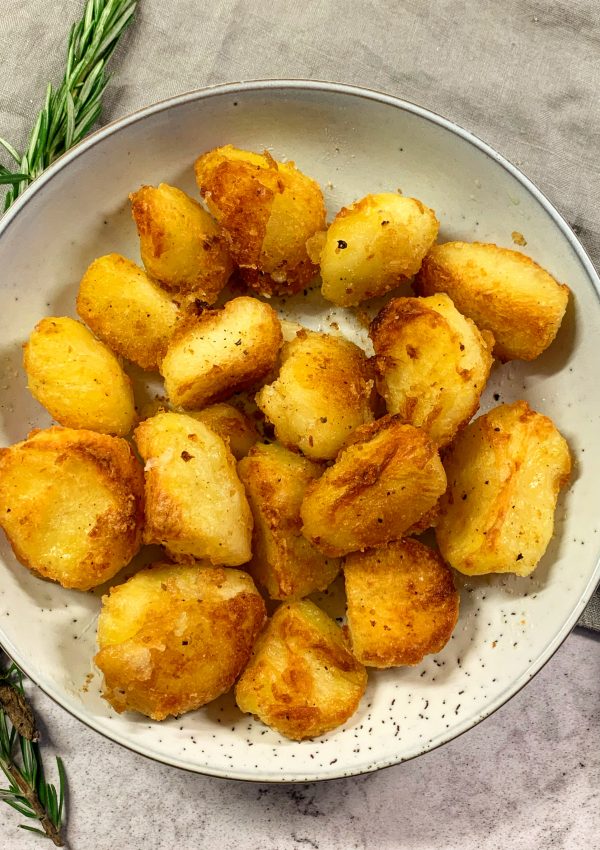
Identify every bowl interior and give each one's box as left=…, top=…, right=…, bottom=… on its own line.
left=0, top=82, right=598, bottom=781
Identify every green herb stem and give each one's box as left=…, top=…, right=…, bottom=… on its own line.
left=0, top=662, right=66, bottom=845
left=0, top=0, right=137, bottom=211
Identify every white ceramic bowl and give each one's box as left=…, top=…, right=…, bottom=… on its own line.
left=0, top=81, right=598, bottom=782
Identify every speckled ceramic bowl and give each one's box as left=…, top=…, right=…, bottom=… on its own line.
left=0, top=81, right=598, bottom=782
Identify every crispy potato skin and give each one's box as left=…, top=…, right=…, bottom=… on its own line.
left=23, top=317, right=136, bottom=436
left=134, top=411, right=253, bottom=565
left=436, top=401, right=571, bottom=576
left=186, top=403, right=259, bottom=460
left=160, top=296, right=283, bottom=409
left=195, top=147, right=273, bottom=270
left=370, top=294, right=494, bottom=446
left=415, top=242, right=569, bottom=361
left=256, top=329, right=374, bottom=460
left=238, top=443, right=340, bottom=599
left=130, top=183, right=233, bottom=304
left=77, top=253, right=179, bottom=371
left=195, top=145, right=326, bottom=296
left=301, top=416, right=447, bottom=557
left=235, top=600, right=367, bottom=740
left=95, top=562, right=266, bottom=720
left=315, top=193, right=439, bottom=306
left=0, top=427, right=143, bottom=590
left=344, top=539, right=459, bottom=667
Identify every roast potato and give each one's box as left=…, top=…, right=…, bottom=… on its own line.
left=0, top=427, right=143, bottom=590
left=130, top=183, right=234, bottom=305
left=77, top=253, right=179, bottom=371
left=237, top=442, right=340, bottom=599
left=195, top=145, right=326, bottom=296
left=134, top=411, right=253, bottom=565
left=187, top=402, right=259, bottom=460
left=255, top=328, right=374, bottom=460
left=308, top=192, right=438, bottom=306
left=160, top=296, right=283, bottom=409
left=23, top=317, right=135, bottom=436
left=370, top=294, right=494, bottom=446
left=95, top=562, right=266, bottom=720
left=415, top=241, right=569, bottom=361
left=436, top=400, right=571, bottom=576
left=235, top=599, right=367, bottom=740
left=344, top=539, right=459, bottom=667
left=301, top=415, right=447, bottom=557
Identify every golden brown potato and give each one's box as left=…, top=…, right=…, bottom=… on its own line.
left=186, top=403, right=259, bottom=460
left=255, top=329, right=374, bottom=461
left=23, top=317, right=135, bottom=436
left=301, top=416, right=447, bottom=557
left=415, top=242, right=570, bottom=361
left=308, top=192, right=438, bottom=307
left=344, top=539, right=459, bottom=667
left=237, top=443, right=340, bottom=599
left=235, top=600, right=367, bottom=740
left=369, top=294, right=494, bottom=446
left=129, top=182, right=234, bottom=304
left=134, top=411, right=253, bottom=565
left=436, top=401, right=571, bottom=577
left=76, top=253, right=179, bottom=371
left=0, top=427, right=143, bottom=590
left=95, top=562, right=266, bottom=720
left=160, top=296, right=283, bottom=409
left=195, top=145, right=326, bottom=296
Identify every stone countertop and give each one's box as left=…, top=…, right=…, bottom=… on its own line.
left=0, top=629, right=598, bottom=850
left=1, top=1, right=599, bottom=847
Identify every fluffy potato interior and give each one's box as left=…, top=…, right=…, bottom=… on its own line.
left=134, top=411, right=253, bottom=565
left=0, top=427, right=143, bottom=589
left=195, top=145, right=326, bottom=295
left=415, top=241, right=569, bottom=361
left=95, top=562, right=266, bottom=720
left=436, top=400, right=571, bottom=576
left=23, top=316, right=136, bottom=436
left=235, top=600, right=367, bottom=740
left=161, top=296, right=283, bottom=409
left=129, top=182, right=233, bottom=304
left=77, top=253, right=179, bottom=371
left=301, top=416, right=447, bottom=556
left=317, top=193, right=439, bottom=306
left=238, top=443, right=340, bottom=599
left=370, top=294, right=494, bottom=446
left=256, top=329, right=374, bottom=460
left=344, top=539, right=459, bottom=667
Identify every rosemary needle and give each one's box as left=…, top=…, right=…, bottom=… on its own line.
left=0, top=0, right=138, bottom=211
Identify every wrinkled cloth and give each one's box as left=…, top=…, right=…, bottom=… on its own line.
left=0, top=0, right=598, bottom=629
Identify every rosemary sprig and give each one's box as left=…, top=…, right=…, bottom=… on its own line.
left=0, top=0, right=138, bottom=211
left=0, top=662, right=66, bottom=845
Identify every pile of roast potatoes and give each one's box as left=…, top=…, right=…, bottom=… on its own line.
left=0, top=145, right=571, bottom=740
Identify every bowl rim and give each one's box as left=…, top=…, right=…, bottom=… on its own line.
left=1, top=78, right=599, bottom=783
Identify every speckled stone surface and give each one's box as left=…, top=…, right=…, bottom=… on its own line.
left=1, top=1, right=599, bottom=846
